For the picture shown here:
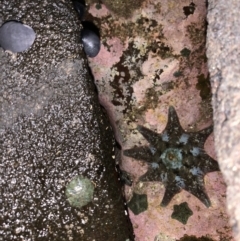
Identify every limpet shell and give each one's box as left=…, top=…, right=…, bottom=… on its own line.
left=65, top=175, right=95, bottom=209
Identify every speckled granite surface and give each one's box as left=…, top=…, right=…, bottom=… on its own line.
left=0, top=1, right=134, bottom=240
left=207, top=1, right=240, bottom=240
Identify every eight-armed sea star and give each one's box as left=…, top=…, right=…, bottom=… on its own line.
left=124, top=106, right=219, bottom=207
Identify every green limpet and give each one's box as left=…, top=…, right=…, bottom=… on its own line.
left=65, top=175, right=94, bottom=208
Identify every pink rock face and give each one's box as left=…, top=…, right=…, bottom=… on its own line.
left=87, top=0, right=234, bottom=240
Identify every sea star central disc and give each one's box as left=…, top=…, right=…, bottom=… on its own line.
left=124, top=106, right=219, bottom=207
left=161, top=148, right=183, bottom=169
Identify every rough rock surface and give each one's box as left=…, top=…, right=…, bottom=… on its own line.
left=207, top=1, right=240, bottom=240
left=87, top=0, right=233, bottom=240
left=0, top=1, right=133, bottom=240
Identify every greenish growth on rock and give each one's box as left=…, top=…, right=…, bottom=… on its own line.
left=177, top=235, right=214, bottom=241
left=95, top=3, right=102, bottom=10
left=173, top=71, right=183, bottom=77
left=157, top=43, right=174, bottom=59
left=127, top=192, right=148, bottom=215
left=87, top=0, right=145, bottom=18
left=180, top=48, right=191, bottom=58
left=65, top=175, right=95, bottom=209
left=187, top=22, right=207, bottom=46
left=196, top=74, right=211, bottom=100
left=171, top=202, right=193, bottom=224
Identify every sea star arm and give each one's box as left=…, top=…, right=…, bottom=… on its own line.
left=137, top=125, right=162, bottom=147
left=184, top=178, right=211, bottom=207
left=124, top=146, right=153, bottom=161
left=164, top=106, right=185, bottom=137
left=190, top=125, right=214, bottom=148
left=198, top=154, right=220, bottom=174
left=160, top=184, right=181, bottom=207
left=139, top=164, right=167, bottom=182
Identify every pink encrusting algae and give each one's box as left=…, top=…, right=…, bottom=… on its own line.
left=87, top=0, right=234, bottom=240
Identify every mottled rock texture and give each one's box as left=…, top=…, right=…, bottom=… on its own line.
left=207, top=0, right=240, bottom=240
left=87, top=0, right=145, bottom=18
left=0, top=1, right=133, bottom=240
left=87, top=0, right=233, bottom=240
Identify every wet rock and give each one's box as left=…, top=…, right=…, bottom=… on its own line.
left=0, top=1, right=133, bottom=240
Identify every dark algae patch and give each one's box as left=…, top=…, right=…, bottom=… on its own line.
left=87, top=0, right=145, bottom=18
left=196, top=74, right=211, bottom=100
left=173, top=71, right=183, bottom=78
left=180, top=48, right=191, bottom=58
left=183, top=2, right=196, bottom=18
left=178, top=235, right=214, bottom=241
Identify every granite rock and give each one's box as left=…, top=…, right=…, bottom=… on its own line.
left=0, top=1, right=133, bottom=240
left=207, top=0, right=240, bottom=240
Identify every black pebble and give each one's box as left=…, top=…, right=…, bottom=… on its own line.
left=73, top=1, right=85, bottom=20
left=0, top=21, right=35, bottom=53
left=81, top=28, right=100, bottom=58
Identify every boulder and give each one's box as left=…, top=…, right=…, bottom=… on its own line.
left=207, top=0, right=240, bottom=240
left=0, top=1, right=134, bottom=240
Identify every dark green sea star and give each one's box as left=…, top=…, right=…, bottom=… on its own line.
left=124, top=106, right=219, bottom=207
left=171, top=202, right=193, bottom=224
left=127, top=192, right=148, bottom=215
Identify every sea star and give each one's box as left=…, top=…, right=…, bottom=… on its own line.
left=171, top=202, right=193, bottom=224
left=124, top=106, right=219, bottom=207
left=127, top=192, right=148, bottom=215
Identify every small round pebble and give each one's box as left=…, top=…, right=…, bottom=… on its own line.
left=0, top=21, right=36, bottom=53
left=73, top=1, right=85, bottom=20
left=81, top=28, right=100, bottom=58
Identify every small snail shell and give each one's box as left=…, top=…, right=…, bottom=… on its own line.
left=81, top=28, right=100, bottom=58
left=0, top=21, right=35, bottom=53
